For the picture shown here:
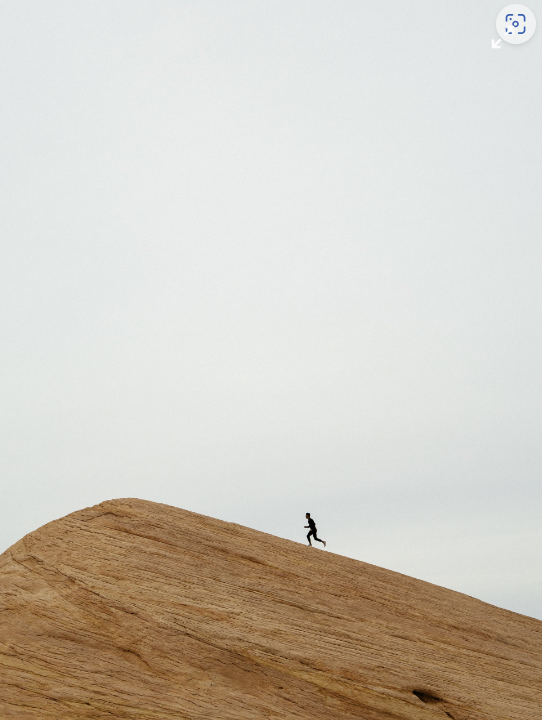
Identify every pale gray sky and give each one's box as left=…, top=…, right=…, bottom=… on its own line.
left=1, top=1, right=541, bottom=619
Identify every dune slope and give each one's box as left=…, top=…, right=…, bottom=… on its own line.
left=0, top=498, right=541, bottom=719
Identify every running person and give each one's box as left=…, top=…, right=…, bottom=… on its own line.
left=305, top=513, right=326, bottom=547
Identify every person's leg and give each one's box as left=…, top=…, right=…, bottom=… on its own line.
left=307, top=531, right=313, bottom=545
left=313, top=533, right=326, bottom=547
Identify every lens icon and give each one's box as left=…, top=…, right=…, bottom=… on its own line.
left=496, top=4, right=536, bottom=44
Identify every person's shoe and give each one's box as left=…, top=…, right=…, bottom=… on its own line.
left=323, top=541, right=326, bottom=547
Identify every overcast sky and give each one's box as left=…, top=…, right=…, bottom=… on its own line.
left=1, top=1, right=541, bottom=620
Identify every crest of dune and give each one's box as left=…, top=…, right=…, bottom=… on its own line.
left=1, top=498, right=541, bottom=719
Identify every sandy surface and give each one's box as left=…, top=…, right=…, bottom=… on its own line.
left=1, top=498, right=541, bottom=719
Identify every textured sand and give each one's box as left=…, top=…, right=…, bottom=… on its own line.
left=0, top=498, right=541, bottom=719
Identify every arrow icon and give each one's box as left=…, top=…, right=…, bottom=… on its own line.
left=492, top=38, right=502, bottom=48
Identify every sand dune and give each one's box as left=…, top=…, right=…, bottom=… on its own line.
left=1, top=498, right=541, bottom=719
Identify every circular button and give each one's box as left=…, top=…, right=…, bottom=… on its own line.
left=497, top=5, right=536, bottom=45
left=496, top=4, right=536, bottom=44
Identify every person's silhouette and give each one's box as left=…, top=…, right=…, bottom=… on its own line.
left=304, top=513, right=326, bottom=547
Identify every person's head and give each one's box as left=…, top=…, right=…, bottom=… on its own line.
left=306, top=513, right=310, bottom=518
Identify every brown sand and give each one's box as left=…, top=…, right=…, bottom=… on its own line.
left=1, top=498, right=541, bottom=719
